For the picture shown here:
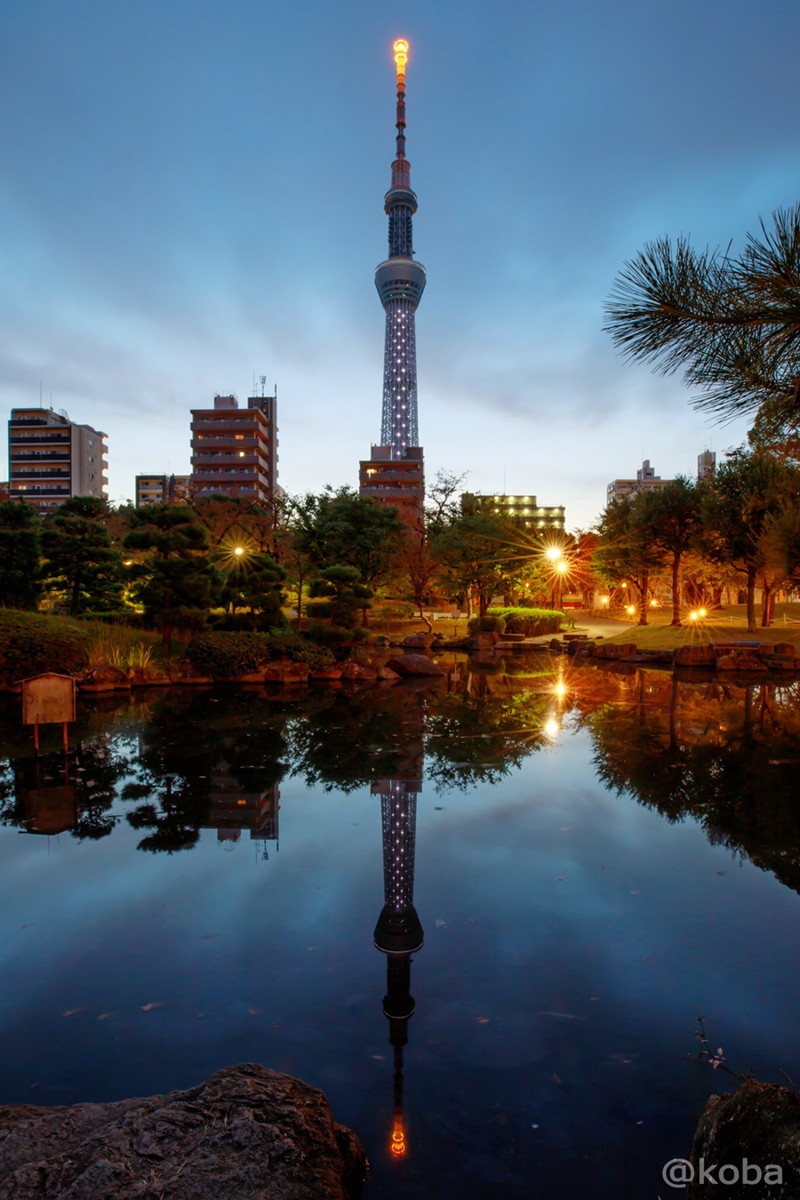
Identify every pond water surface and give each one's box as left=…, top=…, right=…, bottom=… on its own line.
left=1, top=654, right=799, bottom=1199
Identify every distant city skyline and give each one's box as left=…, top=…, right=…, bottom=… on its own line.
left=2, top=0, right=792, bottom=528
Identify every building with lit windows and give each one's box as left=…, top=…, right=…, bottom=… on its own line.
left=7, top=407, right=108, bottom=512
left=190, top=393, right=278, bottom=503
left=464, top=492, right=566, bottom=533
left=135, top=474, right=190, bottom=507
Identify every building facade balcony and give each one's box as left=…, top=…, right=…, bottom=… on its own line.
left=9, top=432, right=71, bottom=445
left=11, top=468, right=71, bottom=480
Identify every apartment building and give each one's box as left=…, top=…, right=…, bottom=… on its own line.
left=7, top=408, right=108, bottom=512
left=190, top=394, right=278, bottom=502
left=135, top=474, right=190, bottom=507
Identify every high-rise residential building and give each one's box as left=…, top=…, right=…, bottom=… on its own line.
left=464, top=492, right=566, bottom=533
left=360, top=39, right=426, bottom=523
left=607, top=451, right=717, bottom=508
left=7, top=407, right=108, bottom=513
left=135, top=474, right=191, bottom=507
left=606, top=459, right=669, bottom=505
left=189, top=393, right=278, bottom=503
left=697, top=449, right=716, bottom=480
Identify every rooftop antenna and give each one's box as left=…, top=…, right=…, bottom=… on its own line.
left=260, top=375, right=266, bottom=398
left=274, top=382, right=277, bottom=400
left=39, top=379, right=43, bottom=408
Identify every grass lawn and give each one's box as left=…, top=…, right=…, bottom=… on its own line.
left=592, top=602, right=800, bottom=652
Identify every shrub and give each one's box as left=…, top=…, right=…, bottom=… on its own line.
left=263, top=630, right=335, bottom=670
left=185, top=630, right=336, bottom=676
left=0, top=610, right=89, bottom=683
left=211, top=611, right=288, bottom=633
left=467, top=615, right=506, bottom=635
left=487, top=607, right=563, bottom=636
left=305, top=622, right=369, bottom=658
left=185, top=632, right=273, bottom=676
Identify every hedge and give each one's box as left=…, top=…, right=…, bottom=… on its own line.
left=487, top=606, right=563, bottom=636
left=0, top=610, right=89, bottom=683
left=185, top=630, right=335, bottom=676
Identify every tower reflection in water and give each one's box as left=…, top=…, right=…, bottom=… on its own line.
left=373, top=762, right=423, bottom=1160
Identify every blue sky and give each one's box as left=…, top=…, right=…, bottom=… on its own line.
left=2, top=0, right=797, bottom=529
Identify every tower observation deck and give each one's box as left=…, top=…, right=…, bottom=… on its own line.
left=360, top=38, right=425, bottom=524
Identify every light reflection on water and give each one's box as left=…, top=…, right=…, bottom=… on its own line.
left=0, top=659, right=799, bottom=1199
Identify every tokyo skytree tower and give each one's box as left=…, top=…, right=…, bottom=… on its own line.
left=375, top=39, right=426, bottom=459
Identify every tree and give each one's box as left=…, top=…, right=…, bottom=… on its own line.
left=41, top=496, right=122, bottom=616
left=307, top=565, right=373, bottom=629
left=291, top=487, right=406, bottom=619
left=605, top=205, right=800, bottom=445
left=593, top=494, right=666, bottom=624
left=0, top=500, right=41, bottom=610
left=190, top=493, right=281, bottom=557
left=124, top=505, right=220, bottom=651
left=215, top=550, right=286, bottom=630
left=638, top=478, right=703, bottom=626
left=699, top=449, right=800, bottom=631
left=432, top=504, right=518, bottom=617
left=401, top=469, right=466, bottom=630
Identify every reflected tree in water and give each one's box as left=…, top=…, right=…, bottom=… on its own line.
left=287, top=687, right=430, bottom=793
left=579, top=668, right=800, bottom=893
left=120, top=692, right=290, bottom=853
left=425, top=690, right=558, bottom=790
left=0, top=735, right=125, bottom=840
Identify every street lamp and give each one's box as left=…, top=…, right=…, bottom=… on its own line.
left=556, top=560, right=567, bottom=611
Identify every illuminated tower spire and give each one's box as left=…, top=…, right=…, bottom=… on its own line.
left=373, top=773, right=424, bottom=1162
left=375, top=38, right=426, bottom=459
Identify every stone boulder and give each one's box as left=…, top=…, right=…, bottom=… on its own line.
left=169, top=663, right=214, bottom=686
left=464, top=632, right=501, bottom=651
left=0, top=1063, right=366, bottom=1200
left=402, top=633, right=434, bottom=649
left=127, top=666, right=172, bottom=688
left=339, top=659, right=378, bottom=681
left=385, top=653, right=444, bottom=677
left=674, top=645, right=716, bottom=667
left=716, top=652, right=768, bottom=672
left=592, top=643, right=638, bottom=660
left=76, top=666, right=130, bottom=693
left=376, top=666, right=401, bottom=682
left=262, top=660, right=310, bottom=684
left=689, top=1080, right=800, bottom=1198
left=773, top=642, right=797, bottom=657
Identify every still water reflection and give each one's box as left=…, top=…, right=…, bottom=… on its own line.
left=0, top=656, right=799, bottom=1198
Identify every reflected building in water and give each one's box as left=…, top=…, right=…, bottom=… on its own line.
left=206, top=765, right=280, bottom=860
left=372, top=718, right=424, bottom=1159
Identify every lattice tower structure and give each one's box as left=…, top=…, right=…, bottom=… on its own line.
left=381, top=779, right=418, bottom=916
left=375, top=39, right=426, bottom=459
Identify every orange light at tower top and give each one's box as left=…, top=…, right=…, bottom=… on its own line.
left=393, top=38, right=409, bottom=79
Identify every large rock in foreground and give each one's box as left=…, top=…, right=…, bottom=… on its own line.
left=0, top=1063, right=366, bottom=1200
left=689, top=1080, right=800, bottom=1198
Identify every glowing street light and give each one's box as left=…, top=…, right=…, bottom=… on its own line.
left=555, top=560, right=567, bottom=611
